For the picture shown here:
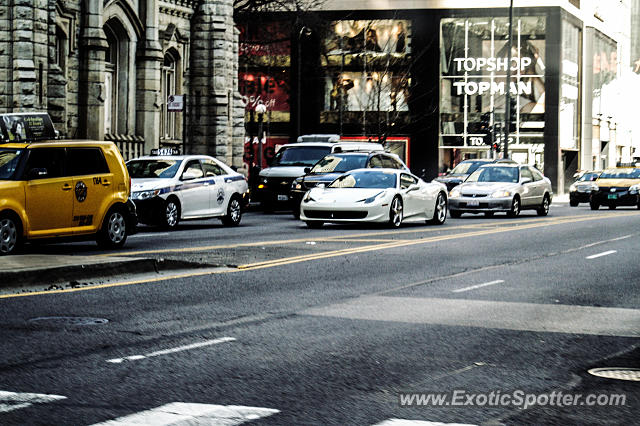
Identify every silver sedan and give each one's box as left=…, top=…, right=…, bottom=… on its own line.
left=448, top=164, right=553, bottom=218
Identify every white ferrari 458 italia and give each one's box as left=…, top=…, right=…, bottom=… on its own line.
left=299, top=169, right=448, bottom=228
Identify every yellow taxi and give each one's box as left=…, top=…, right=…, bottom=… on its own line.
left=0, top=112, right=137, bottom=255
left=589, top=166, right=640, bottom=210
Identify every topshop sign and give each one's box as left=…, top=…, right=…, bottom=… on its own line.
left=452, top=56, right=535, bottom=96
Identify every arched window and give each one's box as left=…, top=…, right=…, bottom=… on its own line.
left=161, top=51, right=178, bottom=140
left=104, top=26, right=118, bottom=135
left=103, top=18, right=132, bottom=136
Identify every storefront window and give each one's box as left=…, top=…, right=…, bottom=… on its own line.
left=559, top=20, right=581, bottom=150
left=439, top=16, right=546, bottom=168
left=321, top=19, right=412, bottom=124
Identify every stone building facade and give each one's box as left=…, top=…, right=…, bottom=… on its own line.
left=0, top=0, right=244, bottom=167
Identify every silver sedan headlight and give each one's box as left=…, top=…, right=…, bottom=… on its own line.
left=449, top=188, right=461, bottom=198
left=490, top=190, right=512, bottom=198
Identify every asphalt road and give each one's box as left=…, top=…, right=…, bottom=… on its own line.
left=1, top=203, right=639, bottom=425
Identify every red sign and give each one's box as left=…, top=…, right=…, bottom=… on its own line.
left=239, top=71, right=290, bottom=112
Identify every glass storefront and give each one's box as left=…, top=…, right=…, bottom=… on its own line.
left=439, top=16, right=547, bottom=170
left=320, top=20, right=412, bottom=135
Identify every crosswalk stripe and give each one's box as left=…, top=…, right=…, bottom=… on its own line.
left=0, top=390, right=67, bottom=413
left=91, top=402, right=279, bottom=425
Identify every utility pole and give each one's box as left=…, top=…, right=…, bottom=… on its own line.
left=504, top=0, right=514, bottom=159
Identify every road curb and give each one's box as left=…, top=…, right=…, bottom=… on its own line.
left=0, top=258, right=210, bottom=288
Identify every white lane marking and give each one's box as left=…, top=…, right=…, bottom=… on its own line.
left=90, top=402, right=279, bottom=426
left=586, top=250, right=617, bottom=259
left=452, top=280, right=504, bottom=293
left=372, top=420, right=476, bottom=426
left=106, top=337, right=236, bottom=363
left=0, top=390, right=67, bottom=413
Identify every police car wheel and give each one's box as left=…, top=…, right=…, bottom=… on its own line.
left=222, top=196, right=242, bottom=226
left=97, top=207, right=127, bottom=249
left=163, top=198, right=181, bottom=229
left=0, top=213, right=21, bottom=255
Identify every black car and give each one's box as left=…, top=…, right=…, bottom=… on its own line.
left=290, top=151, right=408, bottom=217
left=568, top=170, right=600, bottom=206
left=435, top=158, right=516, bottom=191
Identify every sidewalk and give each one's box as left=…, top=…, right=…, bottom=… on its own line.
left=0, top=255, right=158, bottom=287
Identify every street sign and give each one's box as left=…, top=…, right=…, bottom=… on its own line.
left=167, top=95, right=184, bottom=112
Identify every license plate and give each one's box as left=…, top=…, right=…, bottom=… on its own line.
left=607, top=194, right=618, bottom=200
left=277, top=194, right=289, bottom=201
left=467, top=200, right=479, bottom=207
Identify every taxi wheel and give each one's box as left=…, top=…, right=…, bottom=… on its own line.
left=163, top=198, right=181, bottom=229
left=0, top=213, right=22, bottom=255
left=222, top=196, right=242, bottom=226
left=507, top=196, right=521, bottom=218
left=569, top=199, right=579, bottom=207
left=97, top=207, right=128, bottom=249
left=590, top=201, right=599, bottom=210
left=389, top=196, right=403, bottom=228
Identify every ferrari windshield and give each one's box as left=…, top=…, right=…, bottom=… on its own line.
left=127, top=159, right=182, bottom=178
left=329, top=170, right=397, bottom=189
left=310, top=154, right=367, bottom=174
left=466, top=166, right=519, bottom=183
left=0, top=148, right=23, bottom=180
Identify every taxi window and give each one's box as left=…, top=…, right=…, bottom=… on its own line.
left=67, top=148, right=109, bottom=176
left=0, top=148, right=23, bottom=180
left=24, top=148, right=65, bottom=179
left=202, top=160, right=225, bottom=177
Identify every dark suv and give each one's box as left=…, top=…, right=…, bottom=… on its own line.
left=290, top=151, right=408, bottom=217
left=435, top=158, right=516, bottom=191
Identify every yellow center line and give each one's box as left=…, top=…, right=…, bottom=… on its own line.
left=99, top=214, right=592, bottom=257
left=2, top=211, right=636, bottom=299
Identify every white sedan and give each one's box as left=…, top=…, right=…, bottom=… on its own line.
left=127, top=153, right=249, bottom=228
left=299, top=169, right=448, bottom=228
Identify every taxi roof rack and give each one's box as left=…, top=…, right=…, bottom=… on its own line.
left=0, top=112, right=58, bottom=144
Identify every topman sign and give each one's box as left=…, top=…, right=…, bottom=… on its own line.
left=451, top=56, right=536, bottom=96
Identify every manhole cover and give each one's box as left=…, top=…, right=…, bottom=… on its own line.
left=28, top=317, right=109, bottom=326
left=587, top=367, right=640, bottom=381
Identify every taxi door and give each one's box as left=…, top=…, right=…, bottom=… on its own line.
left=23, top=147, right=74, bottom=237
left=178, top=160, right=210, bottom=217
left=68, top=147, right=114, bottom=234
left=201, top=159, right=228, bottom=215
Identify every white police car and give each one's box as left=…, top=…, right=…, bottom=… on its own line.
left=127, top=150, right=249, bottom=228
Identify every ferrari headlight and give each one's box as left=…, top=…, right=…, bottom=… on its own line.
left=490, top=190, right=512, bottom=198
left=449, top=188, right=461, bottom=198
left=132, top=189, right=161, bottom=200
left=303, top=191, right=316, bottom=203
left=357, top=191, right=384, bottom=204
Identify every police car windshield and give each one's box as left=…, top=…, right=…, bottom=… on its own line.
left=329, top=170, right=397, bottom=189
left=599, top=169, right=640, bottom=179
left=127, top=159, right=182, bottom=179
left=310, top=154, right=367, bottom=174
left=466, top=166, right=519, bottom=183
left=272, top=146, right=332, bottom=167
left=0, top=148, right=23, bottom=180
